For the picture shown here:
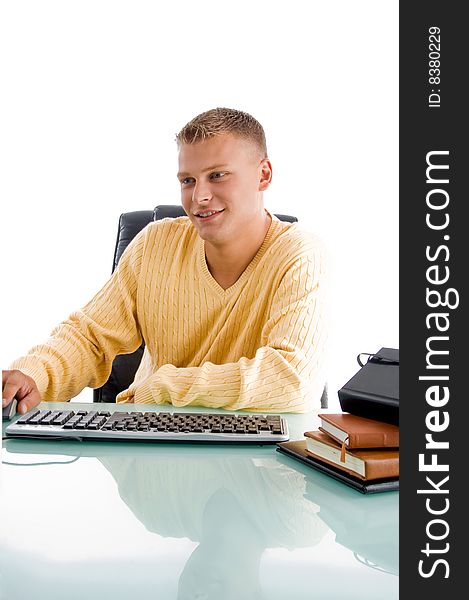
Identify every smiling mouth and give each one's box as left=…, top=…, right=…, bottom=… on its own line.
left=193, top=209, right=225, bottom=219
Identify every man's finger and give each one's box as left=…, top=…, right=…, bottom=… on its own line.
left=17, top=393, right=40, bottom=415
left=2, top=379, right=21, bottom=407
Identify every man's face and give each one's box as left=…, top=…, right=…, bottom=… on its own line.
left=177, top=134, right=271, bottom=247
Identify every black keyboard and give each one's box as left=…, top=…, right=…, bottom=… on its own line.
left=5, top=408, right=289, bottom=444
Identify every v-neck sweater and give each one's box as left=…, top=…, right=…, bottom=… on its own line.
left=10, top=215, right=329, bottom=412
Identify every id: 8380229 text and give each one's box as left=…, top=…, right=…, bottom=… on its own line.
left=428, top=26, right=441, bottom=108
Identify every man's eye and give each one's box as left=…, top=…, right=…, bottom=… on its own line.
left=210, top=172, right=226, bottom=180
left=181, top=177, right=194, bottom=185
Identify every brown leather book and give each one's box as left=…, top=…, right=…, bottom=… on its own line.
left=318, top=413, right=399, bottom=449
left=304, top=430, right=399, bottom=481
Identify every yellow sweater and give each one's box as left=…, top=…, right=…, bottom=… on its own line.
left=10, top=215, right=328, bottom=412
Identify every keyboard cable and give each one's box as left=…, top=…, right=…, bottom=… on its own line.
left=2, top=434, right=83, bottom=466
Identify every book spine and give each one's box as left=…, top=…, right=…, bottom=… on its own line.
left=365, top=456, right=400, bottom=480
left=348, top=432, right=399, bottom=448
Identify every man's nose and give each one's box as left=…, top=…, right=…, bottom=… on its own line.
left=192, top=180, right=212, bottom=204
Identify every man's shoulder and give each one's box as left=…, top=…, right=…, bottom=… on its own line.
left=144, top=216, right=196, bottom=243
left=269, top=218, right=327, bottom=258
left=266, top=220, right=330, bottom=290
left=147, top=215, right=192, bottom=232
left=133, top=216, right=198, bottom=263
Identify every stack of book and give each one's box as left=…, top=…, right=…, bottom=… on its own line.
left=277, top=413, right=399, bottom=494
left=305, top=412, right=399, bottom=479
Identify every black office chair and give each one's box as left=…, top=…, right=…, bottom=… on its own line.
left=93, top=205, right=328, bottom=408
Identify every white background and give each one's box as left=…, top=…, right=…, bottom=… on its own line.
left=0, top=0, right=398, bottom=408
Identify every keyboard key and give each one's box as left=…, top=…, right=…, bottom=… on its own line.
left=51, top=412, right=75, bottom=425
left=27, top=411, right=51, bottom=425
left=16, top=410, right=40, bottom=424
left=40, top=411, right=63, bottom=425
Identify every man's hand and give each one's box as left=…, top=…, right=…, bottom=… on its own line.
left=2, top=369, right=42, bottom=415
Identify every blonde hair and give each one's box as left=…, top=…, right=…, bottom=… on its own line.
left=176, top=107, right=267, bottom=158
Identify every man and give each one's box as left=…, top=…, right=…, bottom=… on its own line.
left=2, top=107, right=328, bottom=415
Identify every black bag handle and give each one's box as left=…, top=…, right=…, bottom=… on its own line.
left=357, top=352, right=399, bottom=368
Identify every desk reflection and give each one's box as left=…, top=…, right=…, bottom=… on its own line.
left=99, top=451, right=327, bottom=600
left=98, top=447, right=398, bottom=599
left=302, top=470, right=399, bottom=577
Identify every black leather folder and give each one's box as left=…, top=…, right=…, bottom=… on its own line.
left=276, top=440, right=399, bottom=494
left=338, top=347, right=399, bottom=425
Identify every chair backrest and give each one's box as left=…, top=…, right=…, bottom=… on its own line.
left=93, top=205, right=327, bottom=407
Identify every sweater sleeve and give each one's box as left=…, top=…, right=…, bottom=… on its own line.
left=119, top=244, right=329, bottom=413
left=9, top=229, right=146, bottom=402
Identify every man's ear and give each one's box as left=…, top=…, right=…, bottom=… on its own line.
left=258, top=158, right=273, bottom=191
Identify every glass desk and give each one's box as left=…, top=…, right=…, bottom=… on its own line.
left=1, top=402, right=398, bottom=599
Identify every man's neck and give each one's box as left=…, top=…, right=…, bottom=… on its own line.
left=205, top=211, right=272, bottom=290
